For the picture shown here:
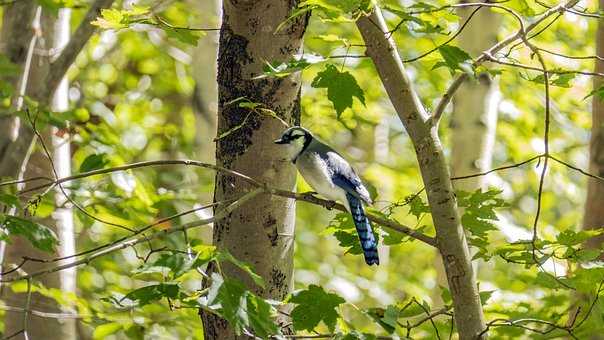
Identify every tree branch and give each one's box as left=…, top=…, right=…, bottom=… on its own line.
left=1, top=188, right=263, bottom=283
left=356, top=7, right=485, bottom=339
left=432, top=0, right=581, bottom=124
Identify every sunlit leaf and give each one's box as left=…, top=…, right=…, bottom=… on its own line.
left=288, top=284, right=345, bottom=332
left=79, top=153, right=109, bottom=172
left=122, top=283, right=180, bottom=306
left=311, top=64, right=365, bottom=117
left=1, top=215, right=58, bottom=252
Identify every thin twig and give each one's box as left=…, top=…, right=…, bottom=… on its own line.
left=1, top=189, right=263, bottom=283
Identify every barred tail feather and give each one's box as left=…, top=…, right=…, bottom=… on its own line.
left=346, top=193, right=379, bottom=266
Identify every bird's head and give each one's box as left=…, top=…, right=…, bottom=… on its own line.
left=274, top=126, right=313, bottom=162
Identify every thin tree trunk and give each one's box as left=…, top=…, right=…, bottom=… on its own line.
left=50, top=8, right=77, bottom=340
left=200, top=0, right=307, bottom=338
left=450, top=7, right=500, bottom=191
left=435, top=4, right=501, bottom=305
left=2, top=8, right=76, bottom=339
left=192, top=0, right=220, bottom=165
left=356, top=8, right=486, bottom=339
left=0, top=0, right=37, bottom=179
left=192, top=0, right=220, bottom=246
left=583, top=0, right=604, bottom=253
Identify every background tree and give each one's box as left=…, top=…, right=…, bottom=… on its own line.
left=584, top=0, right=604, bottom=253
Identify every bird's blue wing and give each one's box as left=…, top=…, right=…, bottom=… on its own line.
left=320, top=151, right=371, bottom=204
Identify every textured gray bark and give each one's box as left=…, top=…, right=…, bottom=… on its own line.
left=0, top=0, right=37, bottom=179
left=584, top=0, right=604, bottom=256
left=2, top=8, right=76, bottom=339
left=200, top=0, right=307, bottom=338
left=356, top=9, right=486, bottom=340
left=435, top=4, right=501, bottom=304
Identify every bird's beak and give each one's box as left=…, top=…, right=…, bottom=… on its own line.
left=274, top=138, right=287, bottom=144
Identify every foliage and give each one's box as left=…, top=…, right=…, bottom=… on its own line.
left=0, top=0, right=604, bottom=338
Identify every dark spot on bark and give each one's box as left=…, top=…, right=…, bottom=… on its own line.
left=247, top=17, right=259, bottom=34
left=269, top=267, right=289, bottom=299
left=437, top=198, right=450, bottom=205
left=264, top=214, right=277, bottom=228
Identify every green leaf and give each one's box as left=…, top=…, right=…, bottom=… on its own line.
left=93, top=322, right=123, bottom=339
left=366, top=305, right=399, bottom=333
left=246, top=293, right=280, bottom=338
left=556, top=229, right=603, bottom=246
left=91, top=7, right=150, bottom=30
left=1, top=215, right=58, bottom=252
left=133, top=252, right=195, bottom=279
left=0, top=193, right=20, bottom=210
left=205, top=274, right=248, bottom=333
left=584, top=85, right=604, bottom=100
left=575, top=249, right=602, bottom=262
left=311, top=64, right=365, bottom=117
left=217, top=251, right=265, bottom=288
left=161, top=26, right=203, bottom=46
left=408, top=195, right=430, bottom=220
left=79, top=153, right=109, bottom=173
left=257, top=54, right=325, bottom=79
left=479, top=290, right=495, bottom=305
left=324, top=213, right=361, bottom=255
left=434, top=45, right=473, bottom=74
left=122, top=283, right=180, bottom=306
left=458, top=189, right=506, bottom=239
left=204, top=273, right=279, bottom=337
left=551, top=73, right=575, bottom=88
left=534, top=272, right=561, bottom=289
left=289, top=284, right=345, bottom=332
left=91, top=9, right=129, bottom=29
left=524, top=72, right=575, bottom=88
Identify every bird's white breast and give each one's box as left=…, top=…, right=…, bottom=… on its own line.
left=296, top=152, right=348, bottom=205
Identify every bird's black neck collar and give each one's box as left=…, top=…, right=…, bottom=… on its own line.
left=293, top=134, right=312, bottom=164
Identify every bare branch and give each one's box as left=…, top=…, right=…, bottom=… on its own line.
left=432, top=0, right=581, bottom=124
left=1, top=188, right=263, bottom=283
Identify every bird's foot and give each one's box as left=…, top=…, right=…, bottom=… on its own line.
left=301, top=191, right=318, bottom=200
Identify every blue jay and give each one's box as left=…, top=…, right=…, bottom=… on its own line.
left=274, top=126, right=379, bottom=265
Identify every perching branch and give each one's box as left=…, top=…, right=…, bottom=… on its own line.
left=0, top=159, right=435, bottom=247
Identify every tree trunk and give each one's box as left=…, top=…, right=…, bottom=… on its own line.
left=50, top=8, right=77, bottom=340
left=192, top=0, right=220, bottom=165
left=356, top=8, right=486, bottom=339
left=1, top=8, right=76, bottom=339
left=435, top=4, right=501, bottom=304
left=0, top=0, right=37, bottom=179
left=450, top=6, right=500, bottom=191
left=200, top=0, right=307, bottom=338
left=583, top=0, right=604, bottom=253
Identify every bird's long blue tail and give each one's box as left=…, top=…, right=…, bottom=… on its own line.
left=346, top=193, right=379, bottom=266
